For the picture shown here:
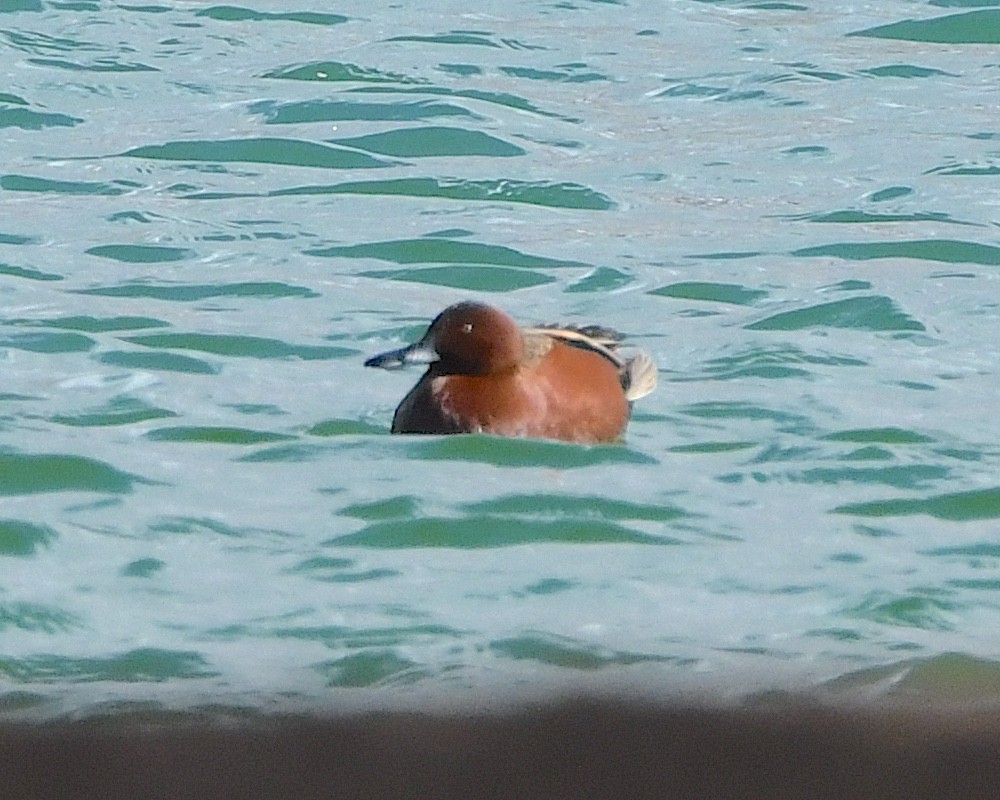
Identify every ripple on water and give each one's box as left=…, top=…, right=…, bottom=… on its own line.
left=287, top=556, right=400, bottom=585
left=249, top=98, right=480, bottom=125
left=683, top=343, right=866, bottom=382
left=318, top=651, right=426, bottom=688
left=835, top=487, right=1000, bottom=521
left=0, top=602, right=80, bottom=634
left=0, top=648, right=218, bottom=683
left=51, top=397, right=177, bottom=427
left=122, top=138, right=398, bottom=170
left=791, top=239, right=1000, bottom=266
left=849, top=9, right=1000, bottom=44
left=0, top=262, right=63, bottom=281
left=262, top=61, right=428, bottom=84
left=305, top=236, right=587, bottom=268
left=10, top=315, right=166, bottom=332
left=309, top=235, right=586, bottom=291
left=121, top=332, right=357, bottom=360
left=145, top=426, right=296, bottom=445
left=460, top=494, right=687, bottom=523
left=489, top=632, right=681, bottom=671
left=0, top=175, right=133, bottom=195
left=74, top=282, right=318, bottom=301
left=0, top=453, right=140, bottom=495
left=649, top=281, right=768, bottom=306
left=328, top=126, right=525, bottom=158
left=404, top=435, right=658, bottom=469
left=0, top=520, right=57, bottom=556
left=86, top=244, right=195, bottom=263
left=269, top=178, right=614, bottom=210
left=0, top=331, right=94, bottom=353
left=745, top=296, right=925, bottom=333
left=0, top=105, right=81, bottom=129
left=193, top=7, right=348, bottom=25
left=329, top=516, right=677, bottom=548
left=847, top=590, right=957, bottom=632
left=98, top=350, right=219, bottom=374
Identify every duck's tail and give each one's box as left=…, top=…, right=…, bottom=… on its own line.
left=623, top=351, right=658, bottom=402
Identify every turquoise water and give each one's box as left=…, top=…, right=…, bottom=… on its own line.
left=3, top=0, right=1000, bottom=716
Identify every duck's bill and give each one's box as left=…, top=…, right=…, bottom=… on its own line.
left=364, top=341, right=439, bottom=370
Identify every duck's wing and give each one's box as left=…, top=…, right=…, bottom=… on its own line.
left=529, top=323, right=622, bottom=348
left=522, top=325, right=626, bottom=368
left=523, top=325, right=658, bottom=401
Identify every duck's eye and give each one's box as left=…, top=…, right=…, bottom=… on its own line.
left=461, top=322, right=474, bottom=334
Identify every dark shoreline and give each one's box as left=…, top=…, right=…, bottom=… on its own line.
left=3, top=698, right=1000, bottom=799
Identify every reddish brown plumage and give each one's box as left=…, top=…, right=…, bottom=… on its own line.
left=365, top=302, right=654, bottom=444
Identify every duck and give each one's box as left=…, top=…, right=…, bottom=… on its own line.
left=364, top=301, right=656, bottom=444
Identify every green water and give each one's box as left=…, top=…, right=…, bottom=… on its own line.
left=2, top=0, right=1000, bottom=716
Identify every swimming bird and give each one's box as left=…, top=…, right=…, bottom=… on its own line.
left=364, top=301, right=656, bottom=443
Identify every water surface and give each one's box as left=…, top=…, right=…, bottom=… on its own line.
left=3, top=0, right=1000, bottom=716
